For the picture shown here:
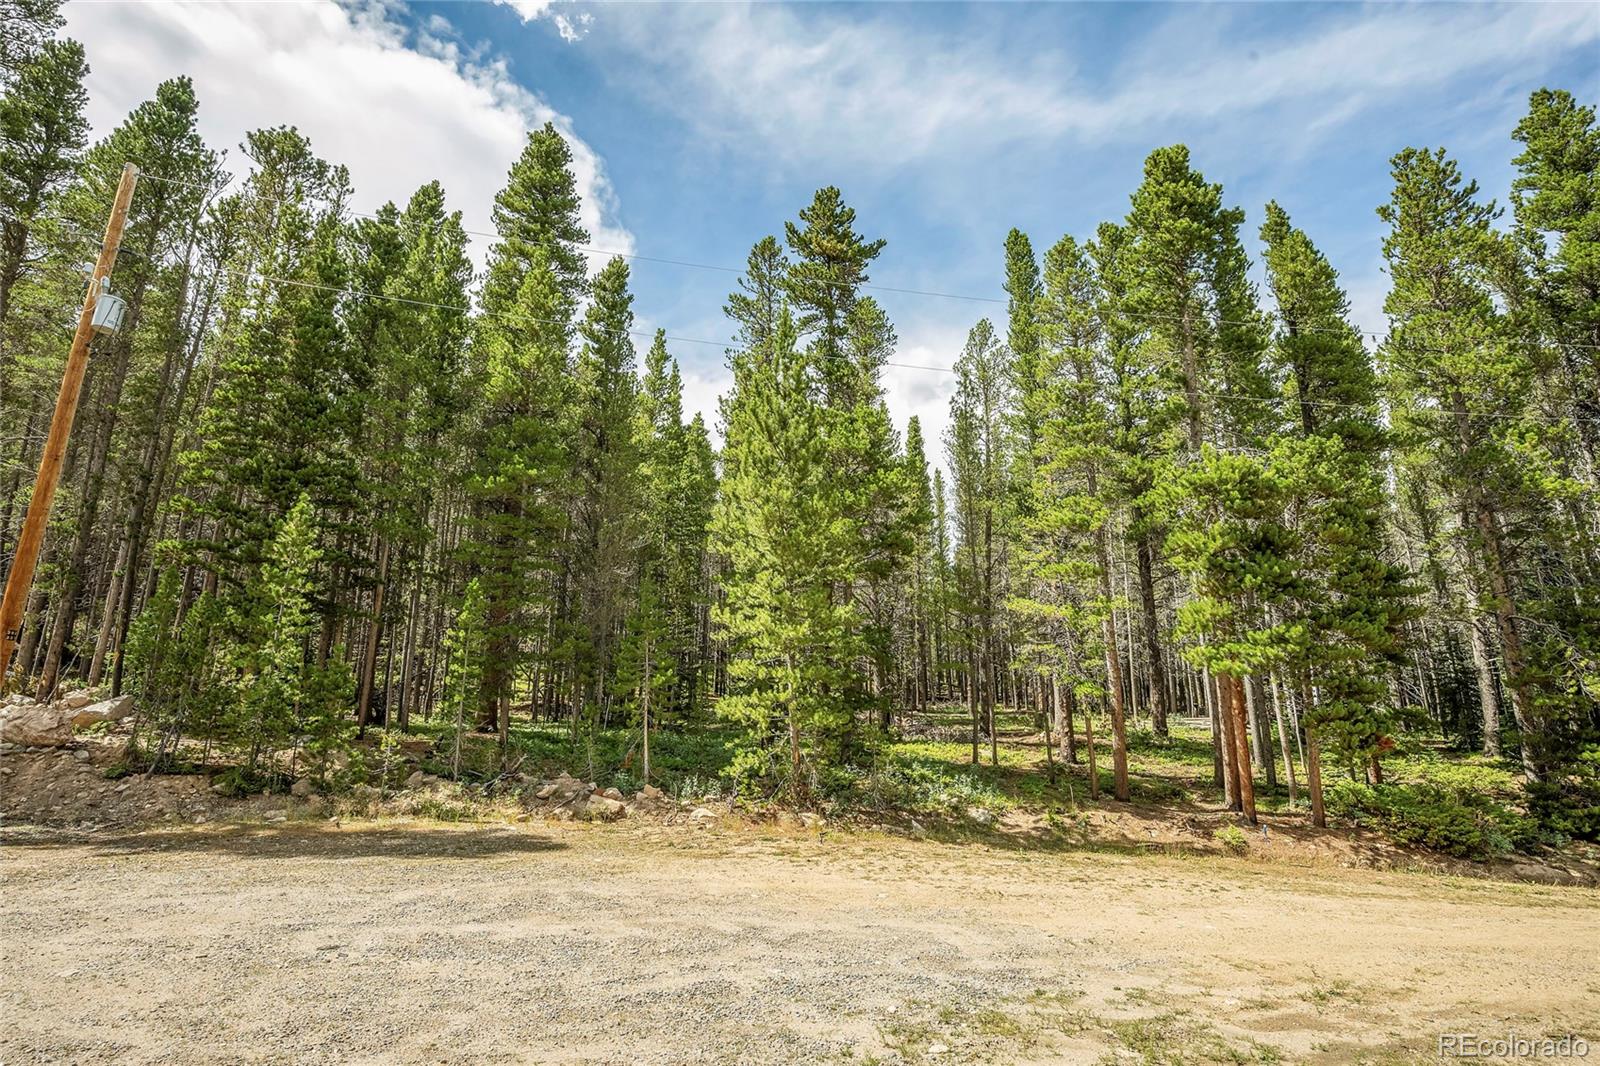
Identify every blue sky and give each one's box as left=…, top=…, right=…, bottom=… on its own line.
left=65, top=0, right=1600, bottom=454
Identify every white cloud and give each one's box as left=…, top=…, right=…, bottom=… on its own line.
left=64, top=0, right=631, bottom=275
left=600, top=3, right=1600, bottom=168
left=494, top=0, right=591, bottom=43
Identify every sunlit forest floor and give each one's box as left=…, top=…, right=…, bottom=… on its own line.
left=6, top=701, right=1594, bottom=880
left=395, top=702, right=1585, bottom=875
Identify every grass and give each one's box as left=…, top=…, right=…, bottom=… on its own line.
left=380, top=700, right=1560, bottom=862
left=873, top=988, right=1282, bottom=1066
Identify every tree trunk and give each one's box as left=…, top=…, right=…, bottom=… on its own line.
left=1135, top=529, right=1169, bottom=737
left=356, top=537, right=390, bottom=735
left=1227, top=674, right=1256, bottom=824
left=1270, top=673, right=1297, bottom=808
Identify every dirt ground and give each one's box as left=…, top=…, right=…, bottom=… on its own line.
left=3, top=816, right=1597, bottom=1066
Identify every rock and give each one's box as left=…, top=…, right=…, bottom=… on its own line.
left=552, top=807, right=575, bottom=822
left=967, top=806, right=997, bottom=826
left=689, top=807, right=718, bottom=823
left=632, top=785, right=670, bottom=808
left=538, top=774, right=587, bottom=805
left=263, top=810, right=288, bottom=823
left=72, top=748, right=91, bottom=762
left=582, top=795, right=627, bottom=821
left=0, top=702, right=73, bottom=747
left=56, top=691, right=95, bottom=710
left=290, top=777, right=317, bottom=798
left=602, top=786, right=624, bottom=801
left=404, top=770, right=426, bottom=790
left=69, top=695, right=134, bottom=729
left=928, top=1044, right=950, bottom=1057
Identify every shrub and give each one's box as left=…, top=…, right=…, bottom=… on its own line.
left=1212, top=825, right=1249, bottom=853
left=1526, top=744, right=1600, bottom=842
left=1326, top=779, right=1537, bottom=860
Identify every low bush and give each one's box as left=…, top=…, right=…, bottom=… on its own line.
left=1212, top=825, right=1249, bottom=853
left=1325, top=779, right=1538, bottom=860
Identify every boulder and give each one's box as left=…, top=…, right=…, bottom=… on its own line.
left=290, top=777, right=317, bottom=798
left=56, top=691, right=95, bottom=710
left=69, top=695, right=135, bottom=729
left=538, top=774, right=587, bottom=805
left=0, top=702, right=73, bottom=747
left=631, top=784, right=670, bottom=808
left=581, top=794, right=627, bottom=821
left=602, top=786, right=624, bottom=801
left=403, top=770, right=426, bottom=790
left=689, top=806, right=719, bottom=823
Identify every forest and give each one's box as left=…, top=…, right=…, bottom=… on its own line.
left=2, top=0, right=1597, bottom=852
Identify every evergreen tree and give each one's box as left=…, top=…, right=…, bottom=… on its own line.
left=1378, top=146, right=1566, bottom=781
left=571, top=257, right=643, bottom=726
left=1261, top=201, right=1411, bottom=811
left=713, top=309, right=866, bottom=795
left=947, top=318, right=1011, bottom=765
left=463, top=126, right=587, bottom=743
left=0, top=35, right=87, bottom=327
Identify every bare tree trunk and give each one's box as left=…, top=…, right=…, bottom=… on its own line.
left=1227, top=675, right=1256, bottom=824
left=1216, top=671, right=1240, bottom=810
left=1270, top=673, right=1297, bottom=808
left=1249, top=676, right=1276, bottom=791
left=1135, top=529, right=1169, bottom=737
left=356, top=537, right=390, bottom=735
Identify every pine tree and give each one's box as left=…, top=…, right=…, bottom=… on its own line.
left=713, top=309, right=866, bottom=795
left=481, top=122, right=589, bottom=313
left=1512, top=89, right=1600, bottom=476
left=1261, top=201, right=1411, bottom=815
left=228, top=495, right=336, bottom=779
left=1026, top=233, right=1130, bottom=799
left=902, top=416, right=936, bottom=717
left=31, top=76, right=217, bottom=697
left=463, top=125, right=587, bottom=743
left=0, top=35, right=87, bottom=328
left=571, top=256, right=643, bottom=728
left=1379, top=146, right=1564, bottom=781
left=947, top=318, right=1011, bottom=765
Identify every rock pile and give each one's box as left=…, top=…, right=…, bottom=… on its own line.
left=524, top=773, right=689, bottom=822
left=0, top=690, right=135, bottom=749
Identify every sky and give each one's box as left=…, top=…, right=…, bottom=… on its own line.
left=63, top=0, right=1600, bottom=462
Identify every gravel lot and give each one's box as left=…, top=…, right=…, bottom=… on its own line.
left=3, top=819, right=1597, bottom=1064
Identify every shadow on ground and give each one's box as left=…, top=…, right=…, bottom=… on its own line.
left=1, top=823, right=567, bottom=861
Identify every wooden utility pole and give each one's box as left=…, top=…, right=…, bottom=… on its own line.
left=0, top=163, right=138, bottom=683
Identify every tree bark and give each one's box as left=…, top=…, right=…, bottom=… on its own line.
left=1135, top=529, right=1169, bottom=737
